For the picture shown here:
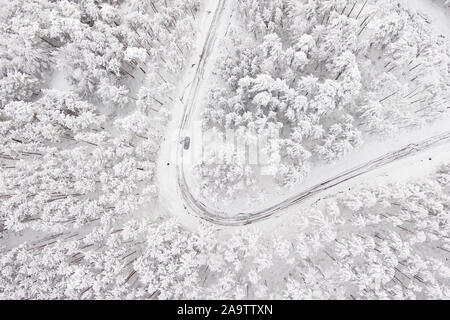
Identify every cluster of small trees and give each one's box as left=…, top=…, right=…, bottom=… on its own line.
left=0, top=219, right=154, bottom=299
left=0, top=0, right=200, bottom=233
left=199, top=0, right=449, bottom=199
left=0, top=0, right=205, bottom=298
left=2, top=163, right=449, bottom=299
left=195, top=146, right=256, bottom=203
left=0, top=0, right=54, bottom=106
left=299, top=164, right=450, bottom=299
left=0, top=89, right=162, bottom=233
left=0, top=0, right=199, bottom=107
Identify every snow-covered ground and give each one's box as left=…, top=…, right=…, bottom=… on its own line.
left=156, top=0, right=450, bottom=227
left=1, top=0, right=450, bottom=300
left=155, top=0, right=230, bottom=230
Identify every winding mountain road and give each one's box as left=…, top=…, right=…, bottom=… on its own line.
left=162, top=0, right=450, bottom=227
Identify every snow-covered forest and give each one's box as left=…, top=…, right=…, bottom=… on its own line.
left=1, top=0, right=198, bottom=232
left=2, top=163, right=450, bottom=299
left=0, top=0, right=449, bottom=300
left=199, top=0, right=450, bottom=203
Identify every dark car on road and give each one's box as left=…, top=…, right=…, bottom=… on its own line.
left=183, top=136, right=191, bottom=150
